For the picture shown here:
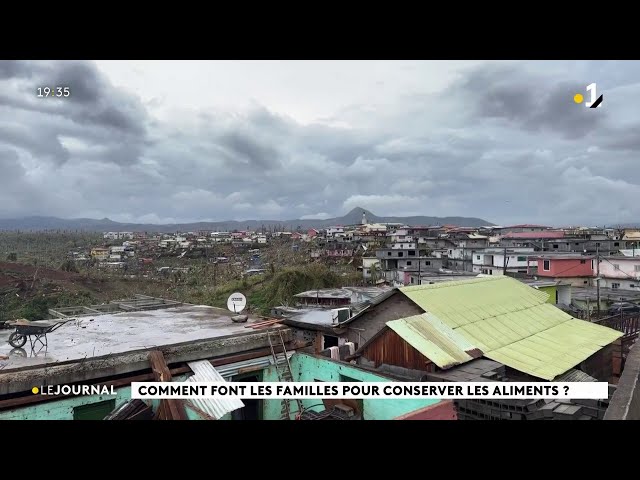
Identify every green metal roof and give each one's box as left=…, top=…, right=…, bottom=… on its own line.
left=387, top=313, right=480, bottom=369
left=396, top=276, right=623, bottom=380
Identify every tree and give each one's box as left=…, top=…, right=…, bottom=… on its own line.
left=60, top=259, right=78, bottom=273
left=6, top=252, right=17, bottom=262
left=369, top=262, right=380, bottom=285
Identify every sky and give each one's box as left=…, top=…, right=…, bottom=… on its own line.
left=1, top=59, right=639, bottom=226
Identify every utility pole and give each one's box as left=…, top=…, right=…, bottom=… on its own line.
left=596, top=244, right=601, bottom=317
left=503, top=247, right=507, bottom=275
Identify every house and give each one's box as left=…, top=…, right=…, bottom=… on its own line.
left=307, top=229, right=319, bottom=238
left=520, top=279, right=572, bottom=305
left=361, top=257, right=381, bottom=282
left=472, top=248, right=535, bottom=275
left=597, top=256, right=640, bottom=290
left=534, top=254, right=595, bottom=286
left=90, top=247, right=110, bottom=261
left=0, top=297, right=443, bottom=421
left=354, top=276, right=622, bottom=381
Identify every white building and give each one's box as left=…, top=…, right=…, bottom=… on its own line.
left=326, top=226, right=345, bottom=237
left=472, top=248, right=535, bottom=275
left=598, top=257, right=640, bottom=290
left=257, top=235, right=268, bottom=244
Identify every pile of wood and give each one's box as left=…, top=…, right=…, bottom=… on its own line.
left=148, top=350, right=188, bottom=420
left=244, top=318, right=283, bottom=330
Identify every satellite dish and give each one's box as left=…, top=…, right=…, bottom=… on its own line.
left=227, top=292, right=247, bottom=313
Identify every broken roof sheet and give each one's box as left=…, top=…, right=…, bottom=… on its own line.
left=186, top=360, right=244, bottom=419
left=397, top=276, right=622, bottom=380
left=387, top=313, right=479, bottom=368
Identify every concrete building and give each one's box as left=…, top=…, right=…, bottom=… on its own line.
left=598, top=256, right=640, bottom=291
left=534, top=254, right=595, bottom=286
left=472, top=248, right=535, bottom=275
left=0, top=298, right=440, bottom=421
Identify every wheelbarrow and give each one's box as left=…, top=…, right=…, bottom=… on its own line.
left=7, top=319, right=69, bottom=351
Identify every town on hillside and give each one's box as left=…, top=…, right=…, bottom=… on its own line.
left=1, top=211, right=638, bottom=420
left=1, top=59, right=639, bottom=422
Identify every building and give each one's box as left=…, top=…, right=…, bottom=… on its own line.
left=290, top=287, right=391, bottom=308
left=0, top=298, right=441, bottom=421
left=361, top=257, right=381, bottom=283
left=534, top=254, right=595, bottom=286
left=90, top=247, right=110, bottom=261
left=520, top=279, right=572, bottom=305
left=472, top=248, right=535, bottom=275
left=354, top=276, right=622, bottom=381
left=597, top=256, right=640, bottom=290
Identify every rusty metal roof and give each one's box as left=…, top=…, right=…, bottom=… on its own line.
left=185, top=361, right=244, bottom=420
left=397, top=276, right=623, bottom=380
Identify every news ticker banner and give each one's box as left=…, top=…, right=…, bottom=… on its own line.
left=130, top=381, right=608, bottom=400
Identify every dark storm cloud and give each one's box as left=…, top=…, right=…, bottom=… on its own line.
left=218, top=131, right=280, bottom=169
left=0, top=60, right=639, bottom=226
left=456, top=65, right=605, bottom=139
left=0, top=60, right=150, bottom=168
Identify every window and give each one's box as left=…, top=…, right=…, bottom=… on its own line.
left=398, top=251, right=403, bottom=257
left=517, top=256, right=526, bottom=261
left=323, top=335, right=339, bottom=349
left=635, top=265, right=640, bottom=272
left=575, top=243, right=579, bottom=246
left=591, top=260, right=595, bottom=269
left=408, top=250, right=416, bottom=256
left=543, top=260, right=550, bottom=271
left=613, top=264, right=620, bottom=270
left=73, top=400, right=116, bottom=420
left=387, top=251, right=391, bottom=256
left=614, top=242, right=620, bottom=247
left=580, top=260, right=586, bottom=264
left=489, top=269, right=493, bottom=275
left=406, top=261, right=412, bottom=266
left=596, top=243, right=601, bottom=247
left=612, top=283, right=620, bottom=289
left=553, top=244, right=558, bottom=249
left=583, top=280, right=588, bottom=284
left=477, top=255, right=481, bottom=260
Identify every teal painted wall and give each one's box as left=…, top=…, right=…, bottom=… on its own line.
left=0, top=387, right=130, bottom=420
left=287, top=353, right=440, bottom=420
left=0, top=374, right=190, bottom=421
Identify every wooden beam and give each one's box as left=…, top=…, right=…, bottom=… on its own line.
left=148, top=350, right=188, bottom=420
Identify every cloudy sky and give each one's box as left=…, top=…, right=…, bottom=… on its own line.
left=1, top=60, right=639, bottom=226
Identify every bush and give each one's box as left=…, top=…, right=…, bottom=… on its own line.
left=6, top=252, right=17, bottom=262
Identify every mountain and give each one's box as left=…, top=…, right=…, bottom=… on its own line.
left=0, top=208, right=494, bottom=232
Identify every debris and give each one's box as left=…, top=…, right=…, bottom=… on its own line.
left=231, top=314, right=248, bottom=323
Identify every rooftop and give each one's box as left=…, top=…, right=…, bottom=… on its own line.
left=502, top=231, right=565, bottom=239
left=0, top=304, right=271, bottom=372
left=387, top=276, right=622, bottom=380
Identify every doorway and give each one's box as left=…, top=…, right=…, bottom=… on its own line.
left=231, top=372, right=263, bottom=420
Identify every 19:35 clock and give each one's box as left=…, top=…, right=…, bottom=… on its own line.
left=37, top=87, right=70, bottom=97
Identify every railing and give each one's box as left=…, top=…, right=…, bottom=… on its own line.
left=593, top=314, right=640, bottom=337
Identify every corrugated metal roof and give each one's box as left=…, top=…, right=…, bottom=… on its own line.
left=553, top=368, right=598, bottom=383
left=185, top=361, right=244, bottom=420
left=398, top=276, right=623, bottom=380
left=387, top=313, right=477, bottom=368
